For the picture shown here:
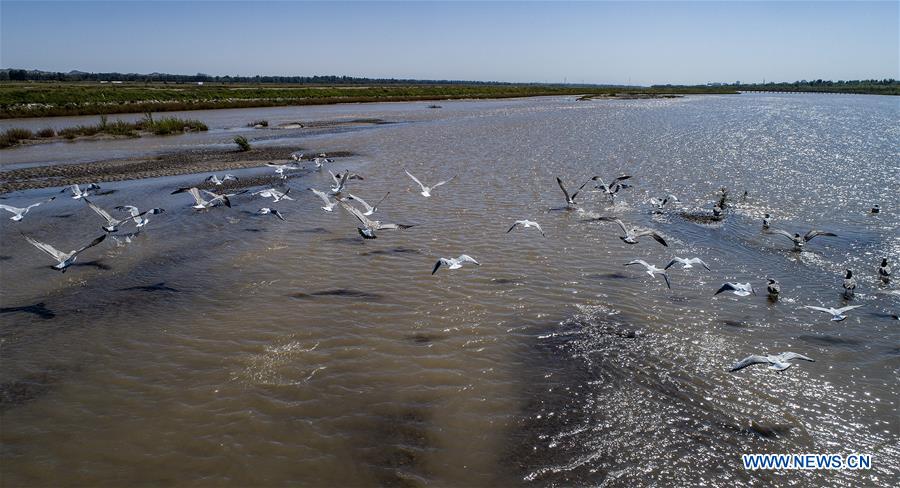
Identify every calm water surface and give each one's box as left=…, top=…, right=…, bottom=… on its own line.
left=1, top=94, right=898, bottom=486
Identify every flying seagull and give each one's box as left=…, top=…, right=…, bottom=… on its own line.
left=346, top=192, right=390, bottom=216
left=649, top=194, right=679, bottom=211
left=507, top=220, right=545, bottom=236
left=290, top=152, right=304, bottom=161
left=804, top=304, right=864, bottom=322
left=329, top=170, right=351, bottom=195
left=312, top=156, right=334, bottom=170
left=252, top=188, right=294, bottom=203
left=0, top=196, right=54, bottom=221
left=715, top=282, right=755, bottom=297
left=432, top=254, right=480, bottom=274
left=84, top=198, right=131, bottom=232
left=22, top=233, right=107, bottom=272
left=595, top=217, right=668, bottom=246
left=664, top=257, right=710, bottom=271
left=205, top=174, right=238, bottom=185
left=405, top=170, right=456, bottom=197
left=767, top=228, right=837, bottom=251
left=61, top=183, right=100, bottom=199
left=592, top=174, right=632, bottom=201
left=625, top=259, right=671, bottom=289
left=338, top=200, right=414, bottom=239
left=175, top=187, right=233, bottom=209
left=266, top=161, right=301, bottom=179
left=730, top=352, right=814, bottom=372
left=309, top=188, right=337, bottom=212
left=556, top=177, right=588, bottom=208
left=115, top=205, right=164, bottom=228
left=257, top=208, right=285, bottom=221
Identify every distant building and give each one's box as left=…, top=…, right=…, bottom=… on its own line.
left=111, top=80, right=123, bottom=84
left=197, top=81, right=204, bottom=85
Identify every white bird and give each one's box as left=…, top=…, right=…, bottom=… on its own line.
left=61, top=183, right=100, bottom=199
left=762, top=213, right=772, bottom=229
left=266, top=161, right=301, bottom=179
left=766, top=278, right=781, bottom=299
left=649, top=194, right=679, bottom=210
left=290, top=152, right=304, bottom=161
left=664, top=257, right=710, bottom=271
left=432, top=254, right=480, bottom=274
left=309, top=188, right=337, bottom=212
left=84, top=198, right=129, bottom=232
left=257, top=208, right=285, bottom=221
left=187, top=188, right=232, bottom=209
left=205, top=174, right=238, bottom=185
left=556, top=177, right=588, bottom=207
left=328, top=170, right=352, bottom=195
left=595, top=217, right=668, bottom=246
left=22, top=233, right=107, bottom=272
left=804, top=304, right=864, bottom=322
left=625, top=259, right=671, bottom=289
left=346, top=192, right=390, bottom=216
left=591, top=174, right=632, bottom=202
left=729, top=352, right=815, bottom=372
left=767, top=228, right=837, bottom=251
left=114, top=205, right=164, bottom=228
left=252, top=187, right=294, bottom=202
left=312, top=156, right=333, bottom=170
left=878, top=258, right=891, bottom=282
left=338, top=200, right=414, bottom=239
left=507, top=220, right=545, bottom=236
left=405, top=170, right=455, bottom=197
left=842, top=269, right=856, bottom=296
left=714, top=282, right=755, bottom=297
left=0, top=197, right=54, bottom=221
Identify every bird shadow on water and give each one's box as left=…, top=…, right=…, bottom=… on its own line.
left=360, top=247, right=422, bottom=257
left=289, top=289, right=384, bottom=301
left=296, top=227, right=331, bottom=234
left=0, top=255, right=11, bottom=261
left=118, top=282, right=180, bottom=293
left=68, top=260, right=112, bottom=271
left=796, top=334, right=864, bottom=349
left=0, top=302, right=55, bottom=320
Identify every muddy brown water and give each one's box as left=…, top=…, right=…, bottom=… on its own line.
left=1, top=94, right=898, bottom=486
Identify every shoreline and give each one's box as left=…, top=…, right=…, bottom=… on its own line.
left=0, top=146, right=354, bottom=194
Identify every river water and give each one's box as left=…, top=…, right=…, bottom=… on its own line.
left=1, top=94, right=898, bottom=486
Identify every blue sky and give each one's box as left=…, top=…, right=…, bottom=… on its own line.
left=1, top=1, right=897, bottom=85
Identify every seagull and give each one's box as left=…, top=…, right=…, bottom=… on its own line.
left=712, top=204, right=724, bottom=218
left=594, top=217, right=668, bottom=246
left=205, top=174, right=238, bottom=185
left=649, top=194, right=679, bottom=211
left=252, top=187, right=294, bottom=202
left=328, top=170, right=362, bottom=195
left=61, top=183, right=100, bottom=199
left=871, top=204, right=880, bottom=214
left=346, top=192, right=390, bottom=216
left=762, top=213, right=772, bottom=229
left=22, top=233, right=107, bottom=272
left=432, top=254, right=480, bottom=274
left=84, top=198, right=130, bottom=232
left=625, top=259, right=671, bottom=289
left=556, top=177, right=588, bottom=208
left=714, top=282, right=755, bottom=297
left=180, top=187, right=232, bottom=209
left=842, top=269, right=856, bottom=296
left=257, top=208, right=285, bottom=221
left=591, top=175, right=632, bottom=201
left=111, top=230, right=141, bottom=247
left=767, top=228, right=837, bottom=251
left=290, top=152, right=304, bottom=161
left=338, top=200, right=414, bottom=239
left=664, top=257, right=710, bottom=271
left=309, top=188, right=337, bottom=212
left=766, top=278, right=781, bottom=299
left=804, top=304, right=864, bottom=321
left=312, top=156, right=333, bottom=170
left=266, top=161, right=301, bottom=179
left=405, top=170, right=456, bottom=197
left=729, top=352, right=814, bottom=372
left=115, top=205, right=164, bottom=228
left=507, top=220, right=545, bottom=236
left=878, top=258, right=891, bottom=282
left=0, top=197, right=54, bottom=221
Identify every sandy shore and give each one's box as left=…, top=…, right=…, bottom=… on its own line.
left=0, top=146, right=355, bottom=194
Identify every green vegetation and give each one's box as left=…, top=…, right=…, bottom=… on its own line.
left=0, top=82, right=740, bottom=118
left=0, top=114, right=207, bottom=148
left=655, top=79, right=899, bottom=96
left=233, top=136, right=251, bottom=152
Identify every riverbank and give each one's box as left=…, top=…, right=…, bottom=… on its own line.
left=0, top=145, right=353, bottom=193
left=0, top=82, right=740, bottom=118
left=0, top=115, right=208, bottom=149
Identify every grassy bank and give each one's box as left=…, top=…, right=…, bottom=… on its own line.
left=0, top=83, right=740, bottom=118
left=0, top=114, right=207, bottom=148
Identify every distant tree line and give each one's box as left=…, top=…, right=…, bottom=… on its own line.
left=653, top=78, right=898, bottom=95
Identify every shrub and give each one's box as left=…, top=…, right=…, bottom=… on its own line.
left=37, top=127, right=56, bottom=138
left=233, top=135, right=251, bottom=152
left=0, top=128, right=34, bottom=148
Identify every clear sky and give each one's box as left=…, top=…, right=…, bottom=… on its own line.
left=1, top=1, right=897, bottom=85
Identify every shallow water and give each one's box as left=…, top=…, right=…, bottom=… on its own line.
left=1, top=94, right=898, bottom=486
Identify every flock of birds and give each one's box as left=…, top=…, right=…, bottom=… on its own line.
left=2, top=150, right=896, bottom=374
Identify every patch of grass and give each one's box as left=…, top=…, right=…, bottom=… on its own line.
left=233, top=136, right=251, bottom=152
left=0, top=127, right=34, bottom=148
left=0, top=115, right=207, bottom=149
left=143, top=116, right=207, bottom=135
left=36, top=127, right=55, bottom=138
